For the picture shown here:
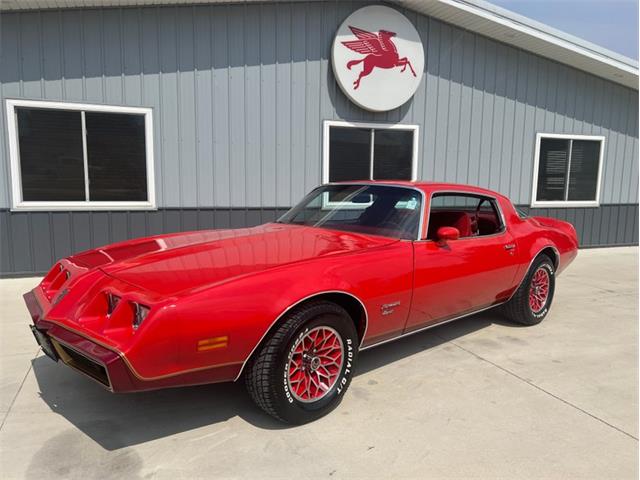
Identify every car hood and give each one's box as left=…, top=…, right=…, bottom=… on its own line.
left=68, top=223, right=397, bottom=296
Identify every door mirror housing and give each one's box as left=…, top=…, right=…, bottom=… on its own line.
left=436, top=226, right=460, bottom=245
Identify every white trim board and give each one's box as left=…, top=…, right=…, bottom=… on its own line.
left=6, top=99, right=156, bottom=211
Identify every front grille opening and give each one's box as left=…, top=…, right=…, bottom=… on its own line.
left=56, top=343, right=110, bottom=388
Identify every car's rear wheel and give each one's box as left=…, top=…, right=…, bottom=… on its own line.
left=502, top=254, right=555, bottom=326
left=244, top=301, right=358, bottom=424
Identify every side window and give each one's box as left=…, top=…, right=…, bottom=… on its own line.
left=427, top=193, right=503, bottom=240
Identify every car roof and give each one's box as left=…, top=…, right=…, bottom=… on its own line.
left=328, top=180, right=507, bottom=200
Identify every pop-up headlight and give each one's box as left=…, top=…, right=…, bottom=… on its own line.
left=107, top=293, right=120, bottom=315
left=132, top=303, right=150, bottom=329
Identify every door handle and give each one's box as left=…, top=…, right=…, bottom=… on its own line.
left=504, top=243, right=516, bottom=250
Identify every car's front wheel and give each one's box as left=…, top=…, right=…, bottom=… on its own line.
left=502, top=254, right=556, bottom=326
left=244, top=301, right=358, bottom=424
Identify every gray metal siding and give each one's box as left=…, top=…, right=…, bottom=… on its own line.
left=0, top=2, right=637, bottom=275
left=1, top=2, right=637, bottom=209
left=0, top=208, right=289, bottom=275
left=0, top=204, right=635, bottom=276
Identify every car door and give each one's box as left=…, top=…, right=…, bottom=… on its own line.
left=405, top=192, right=519, bottom=333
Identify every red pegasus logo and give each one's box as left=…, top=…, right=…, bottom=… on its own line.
left=342, top=26, right=417, bottom=90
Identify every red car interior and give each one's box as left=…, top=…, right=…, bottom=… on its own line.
left=477, top=213, right=501, bottom=235
left=427, top=210, right=502, bottom=240
left=427, top=211, right=473, bottom=239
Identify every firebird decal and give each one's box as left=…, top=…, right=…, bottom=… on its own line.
left=381, top=301, right=401, bottom=316
left=341, top=25, right=417, bottom=89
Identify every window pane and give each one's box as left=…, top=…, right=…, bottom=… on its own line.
left=328, top=127, right=371, bottom=182
left=536, top=138, right=569, bottom=201
left=430, top=194, right=478, bottom=210
left=373, top=129, right=413, bottom=180
left=427, top=194, right=501, bottom=239
left=568, top=140, right=600, bottom=201
left=86, top=112, right=147, bottom=201
left=17, top=108, right=85, bottom=201
left=279, top=185, right=422, bottom=240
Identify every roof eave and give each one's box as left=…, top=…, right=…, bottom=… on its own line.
left=397, top=0, right=638, bottom=90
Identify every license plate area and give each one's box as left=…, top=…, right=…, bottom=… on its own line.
left=30, top=325, right=59, bottom=361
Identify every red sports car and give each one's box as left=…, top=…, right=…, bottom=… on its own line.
left=25, top=182, right=578, bottom=423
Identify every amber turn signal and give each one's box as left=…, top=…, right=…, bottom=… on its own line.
left=197, top=336, right=228, bottom=351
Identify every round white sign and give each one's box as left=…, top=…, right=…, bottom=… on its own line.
left=331, top=5, right=425, bottom=112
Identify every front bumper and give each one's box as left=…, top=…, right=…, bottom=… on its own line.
left=24, top=290, right=241, bottom=392
left=25, top=291, right=135, bottom=392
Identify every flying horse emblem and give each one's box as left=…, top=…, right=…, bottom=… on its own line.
left=342, top=25, right=417, bottom=90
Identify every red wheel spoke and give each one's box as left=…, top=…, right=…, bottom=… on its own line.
left=316, top=335, right=339, bottom=351
left=317, top=365, right=338, bottom=382
left=315, top=331, right=327, bottom=349
left=319, top=332, right=336, bottom=349
left=317, top=365, right=334, bottom=378
left=316, top=374, right=330, bottom=392
left=318, top=356, right=340, bottom=366
left=529, top=267, right=550, bottom=313
left=285, top=326, right=345, bottom=403
left=289, top=373, right=304, bottom=385
left=309, top=374, right=324, bottom=394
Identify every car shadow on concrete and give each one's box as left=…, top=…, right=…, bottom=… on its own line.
left=32, top=309, right=516, bottom=450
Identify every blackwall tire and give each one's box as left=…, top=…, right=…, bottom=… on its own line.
left=244, top=301, right=358, bottom=424
left=502, top=254, right=555, bottom=326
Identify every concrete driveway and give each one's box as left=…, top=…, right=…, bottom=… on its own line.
left=0, top=247, right=637, bottom=479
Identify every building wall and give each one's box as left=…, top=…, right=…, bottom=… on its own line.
left=1, top=204, right=637, bottom=275
left=1, top=1, right=638, bottom=275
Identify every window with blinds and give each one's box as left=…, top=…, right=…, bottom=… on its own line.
left=533, top=135, right=604, bottom=206
left=7, top=100, right=155, bottom=210
left=324, top=122, right=418, bottom=184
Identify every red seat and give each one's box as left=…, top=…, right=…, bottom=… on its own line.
left=427, top=211, right=472, bottom=240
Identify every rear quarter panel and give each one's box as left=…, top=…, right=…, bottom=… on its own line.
left=501, top=198, right=579, bottom=285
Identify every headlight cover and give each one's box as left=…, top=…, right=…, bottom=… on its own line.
left=107, top=293, right=121, bottom=315
left=132, top=302, right=150, bottom=329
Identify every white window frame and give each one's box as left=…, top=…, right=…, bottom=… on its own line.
left=531, top=132, right=605, bottom=208
left=6, top=99, right=156, bottom=211
left=322, top=120, right=419, bottom=184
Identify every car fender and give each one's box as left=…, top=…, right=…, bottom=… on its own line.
left=166, top=241, right=414, bottom=382
left=232, top=288, right=369, bottom=381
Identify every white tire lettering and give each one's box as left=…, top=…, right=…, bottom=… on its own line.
left=337, top=339, right=354, bottom=396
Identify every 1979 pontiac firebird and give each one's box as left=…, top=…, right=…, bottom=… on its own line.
left=25, top=182, right=578, bottom=424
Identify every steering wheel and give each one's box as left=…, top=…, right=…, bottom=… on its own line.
left=472, top=200, right=487, bottom=236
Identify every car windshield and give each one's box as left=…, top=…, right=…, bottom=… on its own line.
left=278, top=184, right=422, bottom=240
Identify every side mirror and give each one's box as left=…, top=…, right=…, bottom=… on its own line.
left=436, top=226, right=460, bottom=245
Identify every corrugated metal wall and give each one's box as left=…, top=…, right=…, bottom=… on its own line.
left=0, top=207, right=289, bottom=274
left=0, top=1, right=637, bottom=275
left=1, top=205, right=636, bottom=275
left=1, top=1, right=637, bottom=208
